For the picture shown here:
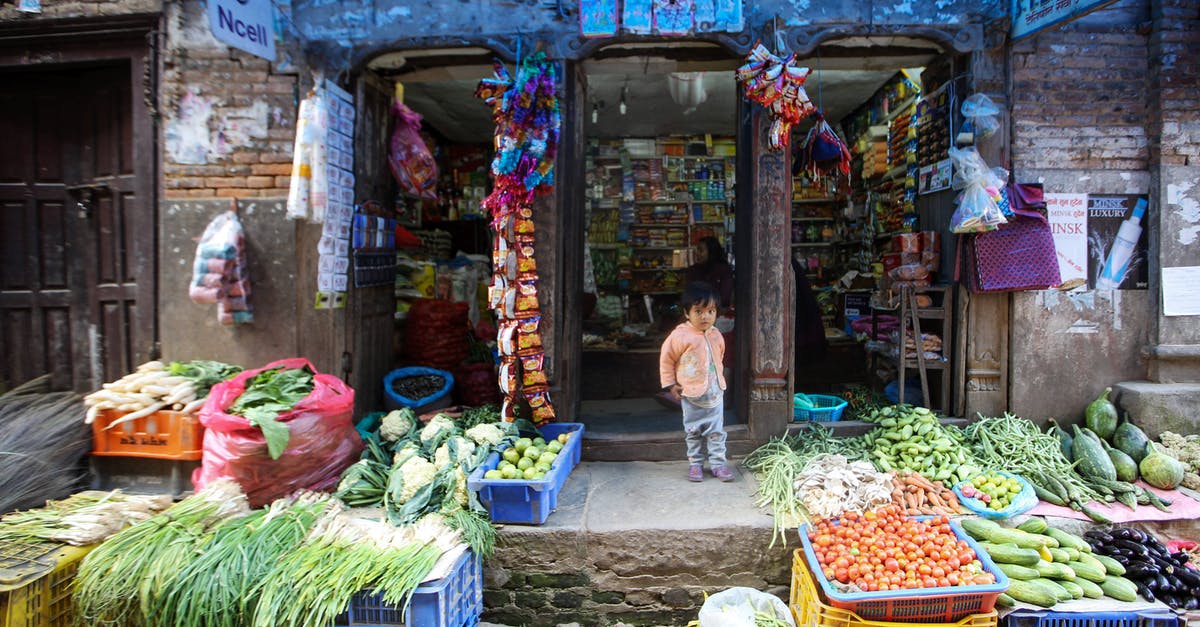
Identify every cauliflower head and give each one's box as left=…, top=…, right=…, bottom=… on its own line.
left=394, top=455, right=437, bottom=504
left=419, top=413, right=460, bottom=445
left=434, top=436, right=477, bottom=469
left=379, top=408, right=416, bottom=443
left=465, top=422, right=507, bottom=447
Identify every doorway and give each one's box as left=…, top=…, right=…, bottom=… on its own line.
left=0, top=60, right=157, bottom=394
left=575, top=44, right=742, bottom=436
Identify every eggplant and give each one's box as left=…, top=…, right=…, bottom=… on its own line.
left=1186, top=597, right=1200, bottom=611
left=1114, top=539, right=1151, bottom=557
left=1175, top=566, right=1200, bottom=587
left=1112, top=527, right=1142, bottom=542
left=1085, top=530, right=1115, bottom=545
left=1149, top=554, right=1178, bottom=575
left=1137, top=583, right=1157, bottom=602
left=1127, top=562, right=1159, bottom=580
left=1171, top=551, right=1193, bottom=566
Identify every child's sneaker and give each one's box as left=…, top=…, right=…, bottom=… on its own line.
left=688, top=464, right=704, bottom=482
left=711, top=466, right=735, bottom=482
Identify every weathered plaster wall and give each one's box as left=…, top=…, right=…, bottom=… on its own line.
left=1007, top=1, right=1156, bottom=422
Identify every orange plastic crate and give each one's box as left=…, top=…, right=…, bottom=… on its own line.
left=790, top=549, right=998, bottom=627
left=91, top=409, right=204, bottom=460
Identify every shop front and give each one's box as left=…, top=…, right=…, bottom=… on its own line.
left=322, top=10, right=990, bottom=460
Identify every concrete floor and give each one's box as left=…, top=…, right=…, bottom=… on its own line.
left=577, top=397, right=737, bottom=435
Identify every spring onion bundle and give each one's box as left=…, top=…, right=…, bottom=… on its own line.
left=0, top=490, right=172, bottom=547
left=152, top=491, right=338, bottom=627
left=72, top=480, right=250, bottom=625
left=252, top=513, right=462, bottom=627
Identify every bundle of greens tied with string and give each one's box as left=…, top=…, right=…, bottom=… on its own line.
left=335, top=403, right=541, bottom=560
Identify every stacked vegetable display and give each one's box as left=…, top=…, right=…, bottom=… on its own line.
left=807, top=505, right=996, bottom=592
left=860, top=405, right=982, bottom=484
left=959, top=516, right=1142, bottom=608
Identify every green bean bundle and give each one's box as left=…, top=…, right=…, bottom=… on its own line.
left=965, top=413, right=1110, bottom=523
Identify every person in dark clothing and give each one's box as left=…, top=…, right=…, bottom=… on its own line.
left=686, top=236, right=734, bottom=311
left=792, top=257, right=828, bottom=361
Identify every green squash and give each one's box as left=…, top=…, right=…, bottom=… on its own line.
left=1085, top=387, right=1119, bottom=441
left=1100, top=438, right=1139, bottom=483
left=1112, top=413, right=1151, bottom=463
left=1048, top=418, right=1073, bottom=460
left=1073, top=424, right=1117, bottom=482
left=1139, top=442, right=1185, bottom=490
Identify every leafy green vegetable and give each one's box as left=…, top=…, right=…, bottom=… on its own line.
left=167, top=360, right=243, bottom=397
left=229, top=367, right=314, bottom=459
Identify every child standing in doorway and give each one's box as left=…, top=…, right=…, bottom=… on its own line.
left=659, top=281, right=732, bottom=482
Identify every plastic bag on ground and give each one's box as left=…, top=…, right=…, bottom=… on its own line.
left=193, top=357, right=361, bottom=507
left=697, top=587, right=795, bottom=627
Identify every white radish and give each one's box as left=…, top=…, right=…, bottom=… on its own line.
left=103, top=402, right=167, bottom=430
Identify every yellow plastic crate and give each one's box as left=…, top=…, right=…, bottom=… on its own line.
left=790, top=549, right=998, bottom=627
left=0, top=541, right=95, bottom=627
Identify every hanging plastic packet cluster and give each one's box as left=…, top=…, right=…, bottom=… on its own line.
left=795, top=110, right=852, bottom=178
left=188, top=210, right=253, bottom=325
left=475, top=51, right=560, bottom=425
left=736, top=42, right=816, bottom=149
left=947, top=146, right=1009, bottom=233
left=387, top=100, right=438, bottom=200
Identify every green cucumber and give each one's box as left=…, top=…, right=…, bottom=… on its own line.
left=979, top=542, right=1042, bottom=567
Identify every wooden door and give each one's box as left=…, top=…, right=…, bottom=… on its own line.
left=0, top=64, right=154, bottom=393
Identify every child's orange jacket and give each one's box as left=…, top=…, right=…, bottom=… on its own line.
left=659, top=323, right=727, bottom=399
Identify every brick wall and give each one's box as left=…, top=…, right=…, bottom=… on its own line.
left=1011, top=22, right=1150, bottom=172
left=160, top=2, right=298, bottom=199
left=1148, top=0, right=1200, bottom=167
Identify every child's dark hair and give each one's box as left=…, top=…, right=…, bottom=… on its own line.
left=680, top=281, right=720, bottom=312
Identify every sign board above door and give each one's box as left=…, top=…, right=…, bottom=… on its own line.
left=208, top=0, right=276, bottom=61
left=1010, top=0, right=1118, bottom=41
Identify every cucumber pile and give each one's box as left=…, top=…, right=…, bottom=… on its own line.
left=959, top=516, right=1140, bottom=608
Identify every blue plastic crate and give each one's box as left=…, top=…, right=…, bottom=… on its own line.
left=798, top=517, right=1009, bottom=623
left=466, top=423, right=584, bottom=525
left=1000, top=609, right=1182, bottom=627
left=792, top=393, right=847, bottom=422
left=343, top=547, right=481, bottom=627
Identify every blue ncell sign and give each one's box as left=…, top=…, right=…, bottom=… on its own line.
left=208, top=0, right=276, bottom=61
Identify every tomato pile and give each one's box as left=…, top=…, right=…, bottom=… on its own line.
left=807, top=505, right=996, bottom=592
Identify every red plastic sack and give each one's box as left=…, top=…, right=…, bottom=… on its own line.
left=192, top=357, right=361, bottom=507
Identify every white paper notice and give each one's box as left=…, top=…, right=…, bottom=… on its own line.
left=1045, top=193, right=1088, bottom=283
left=1162, top=266, right=1200, bottom=316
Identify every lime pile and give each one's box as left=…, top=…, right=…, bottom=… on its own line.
left=960, top=473, right=1023, bottom=510
left=483, top=432, right=571, bottom=481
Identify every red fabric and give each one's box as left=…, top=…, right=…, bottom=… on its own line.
left=193, top=358, right=361, bottom=507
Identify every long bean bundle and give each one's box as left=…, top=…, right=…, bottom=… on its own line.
left=151, top=492, right=337, bottom=627
left=72, top=480, right=249, bottom=625
left=252, top=512, right=461, bottom=627
left=965, top=413, right=1110, bottom=522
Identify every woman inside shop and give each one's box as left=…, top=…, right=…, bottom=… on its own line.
left=686, top=236, right=734, bottom=311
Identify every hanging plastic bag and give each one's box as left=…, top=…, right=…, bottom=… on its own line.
left=959, top=93, right=1001, bottom=144
left=388, top=100, right=438, bottom=200
left=188, top=210, right=253, bottom=325
left=948, top=146, right=1007, bottom=233
left=697, top=587, right=795, bottom=627
left=193, top=358, right=360, bottom=507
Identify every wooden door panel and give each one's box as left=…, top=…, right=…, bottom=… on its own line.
left=0, top=63, right=149, bottom=393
